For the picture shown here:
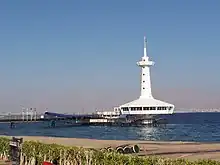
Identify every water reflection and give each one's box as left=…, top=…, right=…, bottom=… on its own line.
left=136, top=127, right=158, bottom=140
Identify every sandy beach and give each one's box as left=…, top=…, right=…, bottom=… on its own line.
left=2, top=135, right=220, bottom=161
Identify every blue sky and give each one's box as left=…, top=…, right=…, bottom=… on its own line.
left=0, top=0, right=220, bottom=113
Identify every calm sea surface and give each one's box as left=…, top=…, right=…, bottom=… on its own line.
left=0, top=112, right=220, bottom=142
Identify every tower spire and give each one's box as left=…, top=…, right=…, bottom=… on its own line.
left=144, top=36, right=147, bottom=57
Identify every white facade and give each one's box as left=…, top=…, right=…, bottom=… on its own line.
left=96, top=107, right=121, bottom=119
left=119, top=98, right=174, bottom=115
left=119, top=36, right=175, bottom=115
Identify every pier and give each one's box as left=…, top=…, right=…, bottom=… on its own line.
left=0, top=108, right=44, bottom=123
left=0, top=114, right=44, bottom=122
left=44, top=111, right=168, bottom=127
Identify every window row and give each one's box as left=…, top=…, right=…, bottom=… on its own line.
left=121, top=107, right=173, bottom=111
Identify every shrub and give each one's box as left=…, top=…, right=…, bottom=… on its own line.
left=0, top=137, right=9, bottom=160
left=0, top=137, right=219, bottom=165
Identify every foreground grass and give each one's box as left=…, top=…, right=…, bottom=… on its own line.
left=0, top=137, right=220, bottom=165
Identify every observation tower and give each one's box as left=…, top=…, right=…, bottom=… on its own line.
left=119, top=36, right=175, bottom=115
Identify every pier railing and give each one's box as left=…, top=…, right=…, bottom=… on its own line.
left=0, top=113, right=44, bottom=122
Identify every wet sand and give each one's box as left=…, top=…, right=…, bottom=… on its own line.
left=2, top=136, right=220, bottom=161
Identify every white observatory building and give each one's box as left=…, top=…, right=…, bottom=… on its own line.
left=119, top=36, right=174, bottom=115
left=96, top=36, right=175, bottom=119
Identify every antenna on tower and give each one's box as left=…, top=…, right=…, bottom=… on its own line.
left=144, top=35, right=148, bottom=57
left=144, top=36, right=147, bottom=45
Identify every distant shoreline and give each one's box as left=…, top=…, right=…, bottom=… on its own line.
left=172, top=111, right=220, bottom=114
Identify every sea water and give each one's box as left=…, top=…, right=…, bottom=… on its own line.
left=0, top=112, right=220, bottom=142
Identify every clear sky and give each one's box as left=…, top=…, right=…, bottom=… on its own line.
left=0, top=0, right=220, bottom=113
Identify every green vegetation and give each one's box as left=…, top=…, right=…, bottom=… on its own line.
left=0, top=137, right=220, bottom=165
left=0, top=137, right=9, bottom=161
